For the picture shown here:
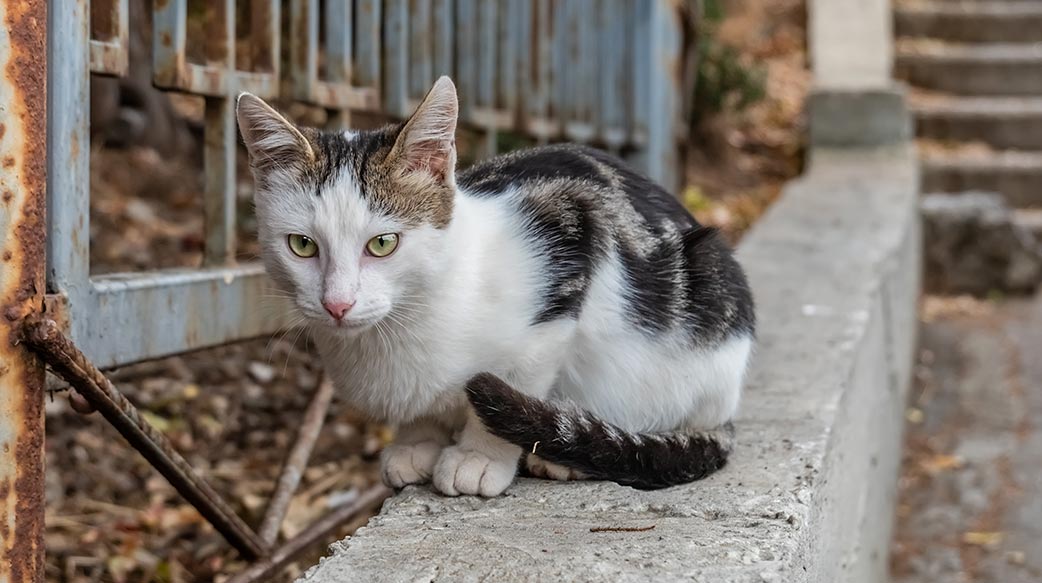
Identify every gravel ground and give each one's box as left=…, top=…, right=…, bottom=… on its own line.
left=890, top=294, right=1042, bottom=582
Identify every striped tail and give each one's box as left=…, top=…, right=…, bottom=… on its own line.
left=464, top=372, right=734, bottom=490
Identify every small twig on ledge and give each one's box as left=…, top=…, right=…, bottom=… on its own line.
left=589, top=525, right=656, bottom=533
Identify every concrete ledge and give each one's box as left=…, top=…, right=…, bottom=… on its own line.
left=299, top=145, right=922, bottom=583
left=808, top=85, right=913, bottom=147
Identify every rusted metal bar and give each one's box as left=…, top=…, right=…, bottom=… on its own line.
left=290, top=0, right=378, bottom=111
left=0, top=1, right=47, bottom=579
left=258, top=375, right=335, bottom=544
left=89, top=0, right=129, bottom=76
left=21, top=318, right=268, bottom=560
left=228, top=485, right=391, bottom=583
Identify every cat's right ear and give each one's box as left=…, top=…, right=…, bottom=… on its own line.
left=236, top=93, right=314, bottom=173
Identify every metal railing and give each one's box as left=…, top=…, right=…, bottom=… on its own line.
left=0, top=0, right=687, bottom=580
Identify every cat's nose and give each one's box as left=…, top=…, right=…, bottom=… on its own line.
left=323, top=300, right=355, bottom=321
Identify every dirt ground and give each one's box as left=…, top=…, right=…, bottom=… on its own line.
left=890, top=294, right=1042, bottom=583
left=45, top=3, right=807, bottom=581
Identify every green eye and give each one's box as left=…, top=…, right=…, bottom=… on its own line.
left=288, top=234, right=318, bottom=258
left=366, top=233, right=400, bottom=257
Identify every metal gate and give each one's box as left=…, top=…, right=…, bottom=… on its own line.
left=0, top=0, right=687, bottom=580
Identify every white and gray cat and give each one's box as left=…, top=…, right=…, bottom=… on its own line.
left=236, top=77, right=755, bottom=497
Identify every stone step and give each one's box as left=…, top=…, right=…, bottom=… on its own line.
left=921, top=148, right=1042, bottom=207
left=896, top=41, right=1042, bottom=95
left=896, top=1, right=1042, bottom=43
left=913, top=96, right=1042, bottom=149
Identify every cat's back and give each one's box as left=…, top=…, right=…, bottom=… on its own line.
left=457, top=144, right=693, bottom=230
left=458, top=144, right=753, bottom=343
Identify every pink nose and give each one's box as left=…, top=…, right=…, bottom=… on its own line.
left=322, top=300, right=354, bottom=320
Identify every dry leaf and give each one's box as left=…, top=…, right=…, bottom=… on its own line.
left=920, top=454, right=963, bottom=474
left=963, top=531, right=1004, bottom=547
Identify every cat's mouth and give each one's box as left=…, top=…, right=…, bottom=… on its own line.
left=318, top=311, right=386, bottom=333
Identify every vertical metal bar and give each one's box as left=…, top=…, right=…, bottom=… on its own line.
left=0, top=0, right=47, bottom=579
left=152, top=0, right=188, bottom=88
left=46, top=0, right=89, bottom=317
left=551, top=0, right=568, bottom=127
left=409, top=0, right=433, bottom=101
left=250, top=0, right=280, bottom=75
left=355, top=0, right=382, bottom=90
left=563, top=0, right=595, bottom=142
left=514, top=0, right=533, bottom=127
left=325, top=0, right=351, bottom=83
left=290, top=0, right=318, bottom=102
left=477, top=0, right=496, bottom=156
left=383, top=0, right=408, bottom=118
left=599, top=0, right=627, bottom=148
left=628, top=0, right=682, bottom=192
left=628, top=1, right=650, bottom=151
left=498, top=0, right=519, bottom=115
left=533, top=0, right=551, bottom=127
left=324, top=0, right=352, bottom=128
left=432, top=0, right=453, bottom=77
left=203, top=0, right=236, bottom=265
left=455, top=0, right=476, bottom=120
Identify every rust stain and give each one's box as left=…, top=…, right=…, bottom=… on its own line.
left=0, top=123, right=6, bottom=142
left=161, top=31, right=171, bottom=48
left=3, top=250, right=11, bottom=261
left=0, top=0, right=48, bottom=581
left=2, top=191, right=11, bottom=203
left=69, top=128, right=78, bottom=161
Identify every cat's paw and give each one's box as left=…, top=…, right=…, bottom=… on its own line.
left=432, top=446, right=518, bottom=497
left=525, top=454, right=585, bottom=481
left=381, top=441, right=444, bottom=488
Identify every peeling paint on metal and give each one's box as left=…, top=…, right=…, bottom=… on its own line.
left=0, top=0, right=47, bottom=579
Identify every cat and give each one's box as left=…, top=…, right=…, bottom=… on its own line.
left=236, top=76, right=755, bottom=497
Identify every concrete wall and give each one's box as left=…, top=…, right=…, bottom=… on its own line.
left=298, top=145, right=922, bottom=582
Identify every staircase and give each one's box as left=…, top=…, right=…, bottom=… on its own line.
left=895, top=0, right=1042, bottom=240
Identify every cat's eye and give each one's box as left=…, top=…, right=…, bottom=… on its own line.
left=366, top=233, right=399, bottom=258
left=288, top=234, right=318, bottom=258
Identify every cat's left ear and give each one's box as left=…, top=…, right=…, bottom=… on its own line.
left=391, top=76, right=458, bottom=186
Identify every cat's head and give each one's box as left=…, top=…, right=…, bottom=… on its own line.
left=237, top=77, right=458, bottom=334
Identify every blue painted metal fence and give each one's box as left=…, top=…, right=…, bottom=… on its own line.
left=0, top=0, right=687, bottom=579
left=46, top=0, right=685, bottom=371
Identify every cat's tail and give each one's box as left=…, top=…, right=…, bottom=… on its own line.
left=464, top=372, right=734, bottom=490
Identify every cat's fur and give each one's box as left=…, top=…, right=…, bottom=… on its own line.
left=237, top=77, right=755, bottom=496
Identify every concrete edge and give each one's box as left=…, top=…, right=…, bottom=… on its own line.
left=297, top=145, right=922, bottom=583
left=808, top=83, right=913, bottom=147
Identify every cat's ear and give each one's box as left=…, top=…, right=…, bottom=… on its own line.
left=236, top=93, right=314, bottom=173
left=391, top=76, right=458, bottom=186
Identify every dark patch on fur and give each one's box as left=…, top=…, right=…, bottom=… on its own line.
left=465, top=373, right=733, bottom=490
left=516, top=192, right=603, bottom=323
left=297, top=124, right=454, bottom=228
left=459, top=145, right=613, bottom=196
left=460, top=143, right=754, bottom=343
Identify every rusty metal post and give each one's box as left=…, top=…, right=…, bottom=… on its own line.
left=0, top=0, right=47, bottom=580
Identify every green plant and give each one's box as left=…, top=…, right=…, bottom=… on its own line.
left=691, top=1, right=767, bottom=123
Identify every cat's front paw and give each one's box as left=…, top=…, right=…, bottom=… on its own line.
left=381, top=441, right=444, bottom=488
left=432, top=445, right=518, bottom=497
